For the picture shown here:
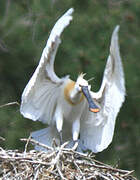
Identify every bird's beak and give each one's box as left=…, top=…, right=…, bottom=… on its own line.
left=81, top=86, right=100, bottom=113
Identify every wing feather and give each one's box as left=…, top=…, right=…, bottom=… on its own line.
left=20, top=8, right=73, bottom=124
left=80, top=26, right=125, bottom=152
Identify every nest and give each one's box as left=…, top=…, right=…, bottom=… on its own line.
left=0, top=138, right=137, bottom=180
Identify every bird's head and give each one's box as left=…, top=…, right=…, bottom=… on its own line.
left=75, top=73, right=99, bottom=113
left=75, top=73, right=91, bottom=92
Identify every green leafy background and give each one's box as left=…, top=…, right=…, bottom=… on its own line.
left=0, top=0, right=140, bottom=178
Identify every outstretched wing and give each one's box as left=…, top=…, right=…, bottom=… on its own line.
left=20, top=8, right=74, bottom=124
left=80, top=26, right=125, bottom=153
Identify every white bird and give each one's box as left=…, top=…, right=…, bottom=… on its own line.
left=20, top=8, right=125, bottom=153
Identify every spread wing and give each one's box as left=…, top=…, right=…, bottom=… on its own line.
left=80, top=26, right=125, bottom=153
left=20, top=8, right=74, bottom=124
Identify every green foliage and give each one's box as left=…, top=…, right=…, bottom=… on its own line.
left=0, top=0, right=140, bottom=177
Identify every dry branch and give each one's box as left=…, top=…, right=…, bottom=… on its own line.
left=0, top=102, right=20, bottom=108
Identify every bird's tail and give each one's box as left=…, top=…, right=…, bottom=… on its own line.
left=31, top=127, right=60, bottom=151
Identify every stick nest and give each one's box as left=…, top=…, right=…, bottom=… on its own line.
left=0, top=138, right=137, bottom=180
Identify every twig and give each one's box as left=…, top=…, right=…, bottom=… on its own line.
left=72, top=141, right=78, bottom=151
left=73, top=160, right=85, bottom=179
left=19, top=159, right=51, bottom=166
left=94, top=159, right=130, bottom=174
left=0, top=101, right=20, bottom=108
left=24, top=135, right=31, bottom=156
left=62, top=147, right=88, bottom=157
left=53, top=142, right=69, bottom=180
left=121, top=170, right=134, bottom=177
left=0, top=136, right=5, bottom=141
left=20, top=138, right=53, bottom=151
left=33, top=168, right=39, bottom=180
left=99, top=173, right=110, bottom=180
left=56, top=163, right=66, bottom=180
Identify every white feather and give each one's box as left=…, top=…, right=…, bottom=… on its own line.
left=20, top=8, right=73, bottom=124
left=31, top=127, right=60, bottom=151
left=80, top=25, right=125, bottom=153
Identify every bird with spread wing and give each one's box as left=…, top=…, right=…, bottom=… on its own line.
left=20, top=8, right=125, bottom=153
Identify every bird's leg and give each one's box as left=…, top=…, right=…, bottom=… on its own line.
left=56, top=118, right=63, bottom=145
left=59, top=130, right=63, bottom=145
left=54, top=106, right=63, bottom=145
left=72, top=119, right=80, bottom=150
left=72, top=119, right=80, bottom=141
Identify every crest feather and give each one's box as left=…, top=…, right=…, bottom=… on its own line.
left=78, top=73, right=86, bottom=79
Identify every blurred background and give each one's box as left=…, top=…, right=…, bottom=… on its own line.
left=0, top=0, right=140, bottom=178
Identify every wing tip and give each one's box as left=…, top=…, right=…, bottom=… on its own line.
left=48, top=8, right=74, bottom=41
left=112, top=25, right=120, bottom=39
left=67, top=8, right=74, bottom=15
left=115, top=25, right=120, bottom=32
left=110, top=25, right=120, bottom=53
left=63, top=8, right=74, bottom=19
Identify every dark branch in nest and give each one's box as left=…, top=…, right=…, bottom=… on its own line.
left=0, top=138, right=137, bottom=180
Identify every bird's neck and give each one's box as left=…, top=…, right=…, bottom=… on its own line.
left=64, top=80, right=84, bottom=105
